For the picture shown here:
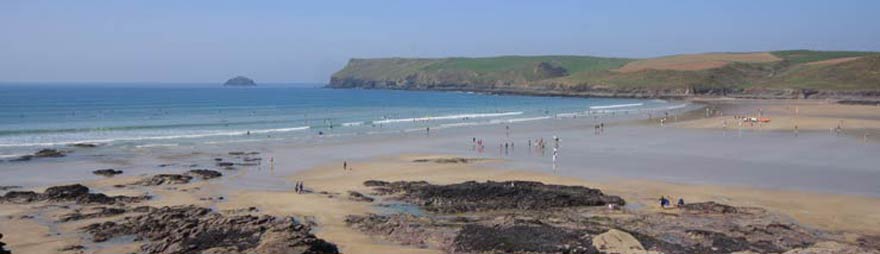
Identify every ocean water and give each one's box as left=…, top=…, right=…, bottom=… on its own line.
left=0, top=84, right=681, bottom=157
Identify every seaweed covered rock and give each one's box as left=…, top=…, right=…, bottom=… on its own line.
left=83, top=206, right=338, bottom=254
left=0, top=184, right=148, bottom=205
left=0, top=233, right=9, bottom=254
left=186, top=169, right=223, bottom=180
left=136, top=174, right=193, bottom=186
left=92, top=169, right=123, bottom=177
left=365, top=180, right=625, bottom=213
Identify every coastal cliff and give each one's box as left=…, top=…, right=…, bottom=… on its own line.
left=328, top=51, right=880, bottom=102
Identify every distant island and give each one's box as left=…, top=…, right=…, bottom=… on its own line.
left=223, top=76, right=257, bottom=86
left=328, top=50, right=880, bottom=102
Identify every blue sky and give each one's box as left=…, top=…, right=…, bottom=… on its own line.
left=1, top=0, right=878, bottom=83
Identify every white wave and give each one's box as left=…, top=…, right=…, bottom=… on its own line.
left=372, top=111, right=523, bottom=124
left=589, top=103, right=643, bottom=110
left=555, top=112, right=582, bottom=118
left=135, top=143, right=179, bottom=148
left=342, top=121, right=363, bottom=127
left=491, top=116, right=553, bottom=123
left=0, top=126, right=310, bottom=148
left=0, top=153, right=29, bottom=159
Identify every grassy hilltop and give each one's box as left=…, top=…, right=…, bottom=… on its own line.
left=329, top=50, right=880, bottom=100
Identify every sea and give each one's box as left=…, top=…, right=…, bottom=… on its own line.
left=0, top=83, right=685, bottom=158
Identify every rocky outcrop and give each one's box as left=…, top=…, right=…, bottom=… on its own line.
left=135, top=174, right=193, bottom=186
left=223, top=76, right=257, bottom=86
left=92, top=169, right=123, bottom=177
left=364, top=180, right=625, bottom=213
left=82, top=205, right=339, bottom=254
left=0, top=184, right=148, bottom=205
left=186, top=169, right=223, bottom=180
left=8, top=149, right=67, bottom=162
left=346, top=180, right=861, bottom=254
left=0, top=233, right=10, bottom=254
left=346, top=191, right=374, bottom=202
left=59, top=206, right=129, bottom=222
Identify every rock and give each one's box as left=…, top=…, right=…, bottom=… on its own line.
left=135, top=174, right=193, bottom=186
left=217, top=162, right=235, bottom=167
left=680, top=201, right=739, bottom=214
left=0, top=184, right=148, bottom=205
left=347, top=191, right=374, bottom=202
left=366, top=180, right=626, bottom=213
left=185, top=169, right=223, bottom=180
left=859, top=235, right=880, bottom=251
left=82, top=205, right=339, bottom=254
left=0, top=233, right=9, bottom=254
left=34, top=149, right=66, bottom=158
left=223, top=76, right=257, bottom=86
left=363, top=180, right=389, bottom=187
left=8, top=148, right=67, bottom=162
left=0, top=186, right=21, bottom=191
left=592, top=229, right=655, bottom=254
left=69, top=143, right=98, bottom=148
left=92, top=169, right=123, bottom=177
left=59, top=206, right=127, bottom=222
left=59, top=245, right=85, bottom=252
left=412, top=157, right=477, bottom=164
left=453, top=222, right=596, bottom=253
left=783, top=241, right=880, bottom=254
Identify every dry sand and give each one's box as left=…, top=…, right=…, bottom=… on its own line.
left=675, top=99, right=880, bottom=141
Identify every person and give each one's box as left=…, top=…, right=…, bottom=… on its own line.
left=677, top=198, right=685, bottom=207
left=659, top=196, right=669, bottom=208
left=343, top=161, right=347, bottom=170
left=426, top=127, right=430, bottom=136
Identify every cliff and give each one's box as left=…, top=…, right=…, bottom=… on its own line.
left=328, top=51, right=880, bottom=101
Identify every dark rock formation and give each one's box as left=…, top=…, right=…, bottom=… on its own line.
left=92, top=169, right=123, bottom=177
left=860, top=235, right=880, bottom=251
left=0, top=233, right=9, bottom=254
left=347, top=180, right=848, bottom=254
left=82, top=205, right=339, bottom=254
left=412, top=157, right=478, bottom=164
left=223, top=76, right=257, bottom=86
left=186, top=169, right=223, bottom=180
left=59, top=206, right=129, bottom=222
left=59, top=245, right=85, bottom=252
left=136, top=174, right=193, bottom=186
left=34, top=149, right=66, bottom=158
left=69, top=143, right=98, bottom=148
left=217, top=162, right=235, bottom=167
left=8, top=148, right=67, bottom=161
left=680, top=201, right=739, bottom=214
left=365, top=180, right=625, bottom=213
left=0, top=184, right=148, bottom=205
left=0, top=186, right=21, bottom=191
left=346, top=191, right=374, bottom=202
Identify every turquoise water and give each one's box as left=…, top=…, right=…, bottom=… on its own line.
left=0, top=84, right=679, bottom=157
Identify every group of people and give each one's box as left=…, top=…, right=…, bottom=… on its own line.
left=659, top=196, right=685, bottom=208
left=593, top=122, right=605, bottom=135
left=294, top=181, right=306, bottom=194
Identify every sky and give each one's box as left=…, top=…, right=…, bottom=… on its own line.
left=1, top=0, right=879, bottom=83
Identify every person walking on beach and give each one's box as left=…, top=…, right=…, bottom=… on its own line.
left=506, top=125, right=510, bottom=138
left=343, top=161, right=348, bottom=170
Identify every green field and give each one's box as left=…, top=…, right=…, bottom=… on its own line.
left=330, top=50, right=880, bottom=94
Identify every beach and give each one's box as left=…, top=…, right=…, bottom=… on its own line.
left=1, top=98, right=880, bottom=253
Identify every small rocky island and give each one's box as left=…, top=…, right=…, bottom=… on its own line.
left=223, top=76, right=257, bottom=87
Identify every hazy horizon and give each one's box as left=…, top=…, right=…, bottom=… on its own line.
left=3, top=0, right=879, bottom=83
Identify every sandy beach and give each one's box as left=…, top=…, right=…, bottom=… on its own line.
left=1, top=99, right=879, bottom=253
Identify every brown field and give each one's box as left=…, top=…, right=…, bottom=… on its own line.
left=615, top=52, right=782, bottom=73
left=804, top=56, right=863, bottom=66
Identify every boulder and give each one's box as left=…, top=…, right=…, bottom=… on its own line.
left=92, top=169, right=123, bottom=177
left=186, top=169, right=223, bottom=180
left=0, top=233, right=9, bottom=254
left=135, top=174, right=193, bottom=186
